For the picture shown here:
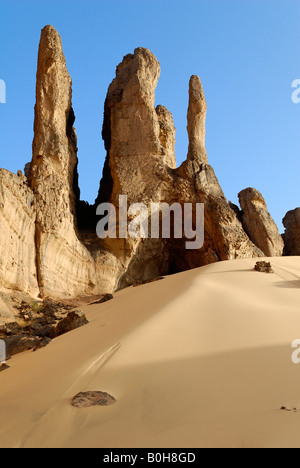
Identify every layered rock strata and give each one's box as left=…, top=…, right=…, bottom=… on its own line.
left=28, top=26, right=118, bottom=298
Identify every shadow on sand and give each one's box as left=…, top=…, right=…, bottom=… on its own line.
left=272, top=280, right=300, bottom=289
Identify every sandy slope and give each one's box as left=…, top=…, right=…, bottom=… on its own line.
left=0, top=257, right=300, bottom=448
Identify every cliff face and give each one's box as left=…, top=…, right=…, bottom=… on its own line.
left=0, top=170, right=38, bottom=296
left=283, top=209, right=300, bottom=256
left=0, top=25, right=288, bottom=306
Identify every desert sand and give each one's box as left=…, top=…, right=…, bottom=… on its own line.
left=0, top=256, right=300, bottom=448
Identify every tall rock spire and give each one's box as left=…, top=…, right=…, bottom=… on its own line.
left=98, top=47, right=163, bottom=207
left=28, top=26, right=116, bottom=298
left=187, top=75, right=208, bottom=164
left=29, top=25, right=79, bottom=231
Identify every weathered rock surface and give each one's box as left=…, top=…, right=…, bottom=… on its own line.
left=283, top=208, right=300, bottom=256
left=28, top=25, right=118, bottom=298
left=52, top=310, right=88, bottom=337
left=254, top=261, right=274, bottom=274
left=156, top=105, right=176, bottom=169
left=0, top=25, right=285, bottom=311
left=0, top=299, right=89, bottom=357
left=97, top=48, right=263, bottom=287
left=172, top=76, right=263, bottom=270
left=71, top=391, right=117, bottom=408
left=187, top=75, right=208, bottom=164
left=238, top=188, right=284, bottom=257
left=0, top=169, right=38, bottom=296
left=0, top=296, right=15, bottom=325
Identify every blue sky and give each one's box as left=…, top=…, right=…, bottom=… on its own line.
left=0, top=0, right=299, bottom=230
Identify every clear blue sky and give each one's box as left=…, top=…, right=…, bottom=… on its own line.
left=0, top=0, right=299, bottom=230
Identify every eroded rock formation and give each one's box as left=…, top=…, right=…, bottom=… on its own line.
left=238, top=188, right=284, bottom=257
left=0, top=170, right=38, bottom=296
left=283, top=208, right=300, bottom=256
left=29, top=26, right=118, bottom=298
left=187, top=75, right=208, bottom=164
left=254, top=261, right=274, bottom=274
left=0, top=25, right=287, bottom=312
left=0, top=300, right=89, bottom=357
left=96, top=48, right=264, bottom=287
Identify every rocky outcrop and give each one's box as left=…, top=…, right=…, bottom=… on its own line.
left=0, top=25, right=281, bottom=310
left=53, top=310, right=88, bottom=337
left=172, top=76, right=263, bottom=269
left=0, top=300, right=89, bottom=357
left=97, top=48, right=263, bottom=286
left=254, top=261, right=274, bottom=273
left=238, top=188, right=284, bottom=257
left=283, top=208, right=300, bottom=256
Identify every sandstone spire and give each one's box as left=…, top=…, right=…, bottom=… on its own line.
left=29, top=25, right=79, bottom=231
left=28, top=26, right=116, bottom=298
left=96, top=51, right=263, bottom=286
left=0, top=29, right=269, bottom=306
left=187, top=75, right=208, bottom=164
left=96, top=48, right=172, bottom=288
left=98, top=47, right=163, bottom=207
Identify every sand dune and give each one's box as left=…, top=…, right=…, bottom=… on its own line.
left=0, top=257, right=300, bottom=448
